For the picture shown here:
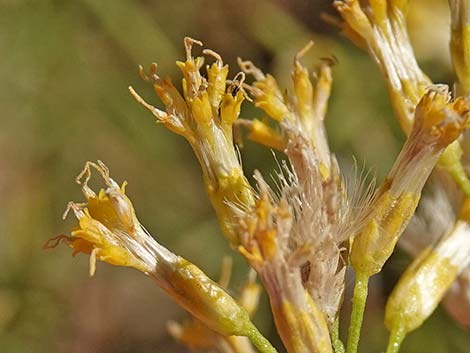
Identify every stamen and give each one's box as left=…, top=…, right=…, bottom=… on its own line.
left=43, top=234, right=70, bottom=249
left=76, top=161, right=113, bottom=192
left=62, top=201, right=86, bottom=220
left=240, top=82, right=263, bottom=98
left=227, top=72, right=252, bottom=102
left=203, top=49, right=223, bottom=67
left=232, top=72, right=246, bottom=86
left=138, top=65, right=150, bottom=82
left=128, top=86, right=168, bottom=120
left=97, top=160, right=110, bottom=179
left=138, top=63, right=160, bottom=84
left=75, top=162, right=95, bottom=198
left=184, top=37, right=203, bottom=61
left=237, top=58, right=266, bottom=81
left=294, top=40, right=314, bottom=64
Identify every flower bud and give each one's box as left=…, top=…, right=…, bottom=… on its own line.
left=385, top=218, right=470, bottom=348
left=351, top=87, right=470, bottom=277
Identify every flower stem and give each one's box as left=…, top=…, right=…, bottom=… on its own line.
left=332, top=317, right=345, bottom=353
left=346, top=272, right=369, bottom=353
left=245, top=324, right=279, bottom=353
left=385, top=324, right=406, bottom=353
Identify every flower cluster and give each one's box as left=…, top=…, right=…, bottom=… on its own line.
left=47, top=2, right=470, bottom=353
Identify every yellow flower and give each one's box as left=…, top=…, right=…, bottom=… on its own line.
left=44, top=161, right=160, bottom=275
left=351, top=87, right=470, bottom=277
left=45, top=161, right=276, bottom=353
left=335, top=0, right=430, bottom=133
left=129, top=37, right=254, bottom=246
left=335, top=0, right=470, bottom=195
left=238, top=42, right=333, bottom=175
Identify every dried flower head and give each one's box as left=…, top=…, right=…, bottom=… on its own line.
left=236, top=44, right=360, bottom=329
left=235, top=171, right=333, bottom=353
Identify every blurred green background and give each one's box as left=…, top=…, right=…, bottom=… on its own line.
left=0, top=0, right=468, bottom=352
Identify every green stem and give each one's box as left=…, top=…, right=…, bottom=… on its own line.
left=385, top=325, right=406, bottom=353
left=346, top=272, right=369, bottom=353
left=245, top=324, right=278, bottom=353
left=332, top=317, right=345, bottom=353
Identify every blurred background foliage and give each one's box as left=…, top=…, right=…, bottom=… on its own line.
left=0, top=0, right=468, bottom=352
